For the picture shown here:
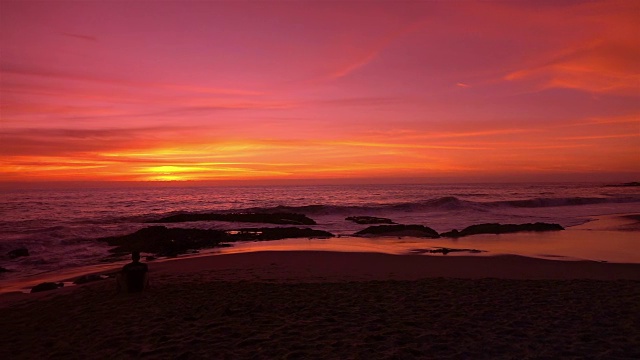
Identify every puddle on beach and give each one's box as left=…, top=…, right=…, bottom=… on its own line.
left=213, top=228, right=640, bottom=264
left=208, top=213, right=640, bottom=263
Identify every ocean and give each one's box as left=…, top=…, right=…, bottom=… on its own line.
left=1, top=182, right=639, bottom=280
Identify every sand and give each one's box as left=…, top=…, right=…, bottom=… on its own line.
left=2, top=251, right=640, bottom=359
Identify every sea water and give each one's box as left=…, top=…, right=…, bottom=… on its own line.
left=1, top=182, right=639, bottom=279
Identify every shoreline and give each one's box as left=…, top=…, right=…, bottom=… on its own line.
left=1, top=251, right=639, bottom=359
left=2, top=250, right=640, bottom=305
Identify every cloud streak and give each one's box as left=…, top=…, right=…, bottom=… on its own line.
left=1, top=63, right=264, bottom=96
left=329, top=21, right=426, bottom=80
left=61, top=32, right=97, bottom=42
left=502, top=1, right=639, bottom=95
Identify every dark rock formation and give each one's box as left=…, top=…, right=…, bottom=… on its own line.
left=150, top=212, right=316, bottom=225
left=355, top=225, right=440, bottom=238
left=410, top=247, right=484, bottom=255
left=99, top=226, right=335, bottom=256
left=623, top=214, right=640, bottom=222
left=7, top=247, right=29, bottom=259
left=346, top=216, right=395, bottom=224
left=440, top=229, right=461, bottom=238
left=31, top=282, right=64, bottom=293
left=440, top=222, right=564, bottom=238
left=98, top=226, right=230, bottom=256
left=229, top=227, right=334, bottom=241
left=73, top=274, right=105, bottom=285
left=605, top=182, right=640, bottom=187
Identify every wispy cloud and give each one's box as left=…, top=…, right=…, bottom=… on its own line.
left=0, top=127, right=195, bottom=156
left=559, top=134, right=639, bottom=141
left=361, top=128, right=540, bottom=140
left=505, top=45, right=640, bottom=95
left=1, top=63, right=264, bottom=96
left=61, top=32, right=98, bottom=42
left=503, top=2, right=639, bottom=96
left=329, top=21, right=426, bottom=80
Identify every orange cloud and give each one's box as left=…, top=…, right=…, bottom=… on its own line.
left=2, top=122, right=633, bottom=182
left=505, top=40, right=640, bottom=95
left=503, top=1, right=639, bottom=95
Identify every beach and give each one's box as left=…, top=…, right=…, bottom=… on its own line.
left=2, top=251, right=639, bottom=359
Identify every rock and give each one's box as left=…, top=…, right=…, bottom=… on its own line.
left=431, top=247, right=483, bottom=254
left=409, top=247, right=483, bottom=255
left=31, top=282, right=63, bottom=293
left=73, top=274, right=105, bottom=285
left=440, top=222, right=564, bottom=238
left=439, top=229, right=460, bottom=238
left=98, top=226, right=229, bottom=255
left=98, top=226, right=335, bottom=256
left=355, top=225, right=440, bottom=238
left=228, top=227, right=334, bottom=241
left=605, top=182, right=640, bottom=187
left=346, top=216, right=395, bottom=224
left=150, top=212, right=316, bottom=225
left=7, top=247, right=29, bottom=259
left=431, top=248, right=452, bottom=255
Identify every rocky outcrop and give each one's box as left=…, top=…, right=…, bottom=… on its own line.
left=31, top=282, right=64, bottom=293
left=346, top=216, right=395, bottom=224
left=355, top=225, right=440, bottom=238
left=98, top=226, right=229, bottom=256
left=605, top=182, right=640, bottom=187
left=7, top=248, right=29, bottom=259
left=229, top=227, right=334, bottom=241
left=410, top=247, right=484, bottom=255
left=440, top=222, right=564, bottom=238
left=99, top=226, right=335, bottom=257
left=150, top=212, right=316, bottom=225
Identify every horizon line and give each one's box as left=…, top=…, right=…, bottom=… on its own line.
left=0, top=176, right=637, bottom=190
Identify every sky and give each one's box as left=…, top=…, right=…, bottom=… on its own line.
left=1, top=0, right=639, bottom=184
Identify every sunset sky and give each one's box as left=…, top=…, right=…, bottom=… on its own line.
left=1, top=0, right=638, bottom=184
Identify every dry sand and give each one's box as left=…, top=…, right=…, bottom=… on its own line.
left=1, top=251, right=639, bottom=359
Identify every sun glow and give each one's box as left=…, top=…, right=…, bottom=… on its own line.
left=1, top=0, right=638, bottom=184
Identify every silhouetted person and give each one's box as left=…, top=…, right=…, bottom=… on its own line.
left=117, top=251, right=148, bottom=293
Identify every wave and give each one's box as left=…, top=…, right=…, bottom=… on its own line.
left=201, top=197, right=474, bottom=215
left=488, top=196, right=640, bottom=208
left=133, top=195, right=640, bottom=222
left=254, top=196, right=636, bottom=213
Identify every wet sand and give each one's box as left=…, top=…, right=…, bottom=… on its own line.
left=1, top=251, right=640, bottom=359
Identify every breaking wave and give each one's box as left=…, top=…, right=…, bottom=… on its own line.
left=143, top=195, right=640, bottom=220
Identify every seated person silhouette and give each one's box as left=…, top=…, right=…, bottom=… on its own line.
left=117, top=251, right=148, bottom=293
